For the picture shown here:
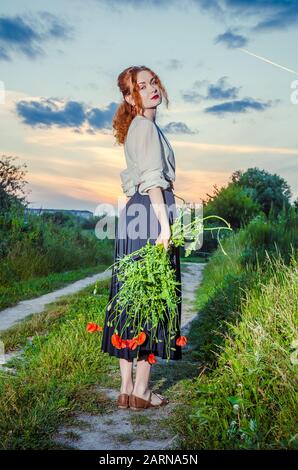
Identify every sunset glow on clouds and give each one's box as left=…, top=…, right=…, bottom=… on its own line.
left=1, top=0, right=298, bottom=211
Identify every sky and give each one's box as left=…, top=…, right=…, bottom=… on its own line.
left=0, top=0, right=298, bottom=213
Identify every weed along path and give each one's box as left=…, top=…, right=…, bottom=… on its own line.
left=53, top=261, right=206, bottom=451
left=0, top=270, right=112, bottom=332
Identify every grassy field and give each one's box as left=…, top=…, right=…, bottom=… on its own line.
left=0, top=277, right=119, bottom=449
left=0, top=213, right=297, bottom=450
left=0, top=263, right=112, bottom=311
left=0, top=210, right=115, bottom=309
left=167, top=226, right=298, bottom=449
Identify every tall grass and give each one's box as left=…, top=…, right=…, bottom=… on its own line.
left=175, top=252, right=297, bottom=449
left=169, top=209, right=298, bottom=449
left=0, top=209, right=113, bottom=285
left=238, top=207, right=298, bottom=269
left=0, top=208, right=114, bottom=307
left=0, top=281, right=118, bottom=449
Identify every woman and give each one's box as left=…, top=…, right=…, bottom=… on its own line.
left=100, top=65, right=182, bottom=410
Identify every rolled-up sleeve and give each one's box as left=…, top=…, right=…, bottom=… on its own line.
left=120, top=168, right=136, bottom=196
left=132, top=119, right=170, bottom=196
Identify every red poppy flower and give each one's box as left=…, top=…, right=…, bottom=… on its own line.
left=136, top=332, right=146, bottom=345
left=148, top=353, right=157, bottom=365
left=117, top=332, right=147, bottom=350
left=120, top=339, right=128, bottom=348
left=176, top=335, right=188, bottom=347
left=125, top=338, right=139, bottom=350
left=129, top=338, right=139, bottom=350
left=86, top=322, right=103, bottom=333
left=111, top=334, right=123, bottom=349
left=125, top=332, right=147, bottom=350
left=121, top=339, right=133, bottom=349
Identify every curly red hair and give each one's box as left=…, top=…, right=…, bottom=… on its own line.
left=112, top=65, right=169, bottom=145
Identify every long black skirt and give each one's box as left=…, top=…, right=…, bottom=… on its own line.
left=100, top=186, right=182, bottom=362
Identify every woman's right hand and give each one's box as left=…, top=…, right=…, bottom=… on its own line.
left=155, top=225, right=171, bottom=251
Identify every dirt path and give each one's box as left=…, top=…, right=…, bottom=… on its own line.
left=53, top=261, right=206, bottom=450
left=0, top=270, right=112, bottom=332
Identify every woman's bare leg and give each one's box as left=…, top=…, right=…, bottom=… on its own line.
left=132, top=357, right=164, bottom=405
left=119, top=358, right=134, bottom=395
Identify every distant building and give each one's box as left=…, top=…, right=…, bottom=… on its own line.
left=25, top=208, right=94, bottom=220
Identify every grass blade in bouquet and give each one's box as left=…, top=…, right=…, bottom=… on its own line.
left=170, top=200, right=233, bottom=257
left=103, top=240, right=183, bottom=362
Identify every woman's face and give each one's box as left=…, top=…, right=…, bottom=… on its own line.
left=129, top=70, right=162, bottom=109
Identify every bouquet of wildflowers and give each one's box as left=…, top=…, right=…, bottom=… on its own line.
left=87, top=200, right=232, bottom=363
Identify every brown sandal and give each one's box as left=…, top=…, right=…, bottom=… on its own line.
left=117, top=393, right=130, bottom=409
left=129, top=391, right=169, bottom=411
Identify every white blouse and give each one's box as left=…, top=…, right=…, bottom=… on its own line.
left=120, top=115, right=176, bottom=196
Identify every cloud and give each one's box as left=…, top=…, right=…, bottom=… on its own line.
left=37, top=11, right=72, bottom=39
left=206, top=76, right=240, bottom=100
left=161, top=121, right=197, bottom=135
left=0, top=13, right=73, bottom=61
left=86, top=103, right=118, bottom=129
left=99, top=0, right=172, bottom=11
left=181, top=90, right=204, bottom=103
left=181, top=76, right=275, bottom=117
left=165, top=59, right=184, bottom=70
left=15, top=96, right=196, bottom=135
left=173, top=139, right=298, bottom=155
left=252, top=3, right=298, bottom=31
left=15, top=97, right=120, bottom=132
left=96, top=0, right=298, bottom=31
left=204, top=97, right=273, bottom=116
left=16, top=98, right=86, bottom=128
left=214, top=28, right=248, bottom=48
left=199, top=0, right=298, bottom=31
left=181, top=76, right=241, bottom=103
left=0, top=45, right=10, bottom=61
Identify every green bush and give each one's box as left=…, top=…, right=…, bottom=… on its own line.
left=0, top=207, right=114, bottom=286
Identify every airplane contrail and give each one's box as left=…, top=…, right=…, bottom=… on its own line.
left=237, top=48, right=298, bottom=76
